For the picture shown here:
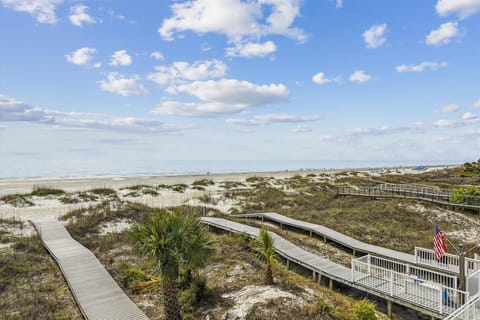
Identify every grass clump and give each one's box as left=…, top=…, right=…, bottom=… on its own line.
left=31, top=186, right=65, bottom=197
left=0, top=194, right=34, bottom=207
left=0, top=236, right=80, bottom=319
left=351, top=299, right=377, bottom=320
left=90, top=188, right=117, bottom=196
left=192, top=179, right=214, bottom=187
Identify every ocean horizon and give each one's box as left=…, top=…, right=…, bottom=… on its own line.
left=0, top=159, right=462, bottom=180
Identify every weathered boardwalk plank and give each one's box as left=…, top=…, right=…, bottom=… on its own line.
left=32, top=220, right=149, bottom=320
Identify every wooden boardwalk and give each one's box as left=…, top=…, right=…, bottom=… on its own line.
left=233, top=212, right=460, bottom=275
left=337, top=185, right=480, bottom=213
left=201, top=217, right=460, bottom=319
left=32, top=220, right=149, bottom=320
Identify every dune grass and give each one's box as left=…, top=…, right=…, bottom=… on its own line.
left=0, top=235, right=81, bottom=319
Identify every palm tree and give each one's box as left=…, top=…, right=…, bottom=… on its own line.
left=130, top=208, right=214, bottom=320
left=254, top=228, right=276, bottom=285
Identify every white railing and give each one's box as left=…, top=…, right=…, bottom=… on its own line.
left=444, top=294, right=480, bottom=320
left=368, top=254, right=458, bottom=288
left=415, top=247, right=480, bottom=277
left=468, top=269, right=480, bottom=297
left=415, top=247, right=460, bottom=273
left=467, top=258, right=480, bottom=277
left=352, top=255, right=468, bottom=315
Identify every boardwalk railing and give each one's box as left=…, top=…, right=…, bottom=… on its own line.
left=415, top=247, right=480, bottom=278
left=443, top=294, right=480, bottom=320
left=378, top=183, right=451, bottom=200
left=352, top=255, right=469, bottom=315
left=355, top=255, right=458, bottom=289
left=337, top=184, right=480, bottom=212
left=468, top=269, right=480, bottom=298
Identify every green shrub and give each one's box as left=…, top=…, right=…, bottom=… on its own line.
left=119, top=266, right=149, bottom=293
left=450, top=186, right=480, bottom=205
left=351, top=299, right=376, bottom=320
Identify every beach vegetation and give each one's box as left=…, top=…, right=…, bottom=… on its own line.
left=219, top=181, right=246, bottom=189
left=31, top=186, right=66, bottom=197
left=351, top=299, right=377, bottom=320
left=130, top=208, right=214, bottom=320
left=192, top=179, right=214, bottom=187
left=0, top=235, right=81, bottom=319
left=253, top=229, right=276, bottom=285
left=450, top=186, right=480, bottom=205
left=90, top=188, right=117, bottom=196
left=0, top=194, right=34, bottom=207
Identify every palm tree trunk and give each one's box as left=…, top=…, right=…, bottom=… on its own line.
left=162, top=278, right=182, bottom=320
left=265, top=264, right=273, bottom=285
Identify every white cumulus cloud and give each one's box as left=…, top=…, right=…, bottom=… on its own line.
left=69, top=5, right=95, bottom=27
left=362, top=24, right=387, bottom=48
left=426, top=22, right=460, bottom=46
left=439, top=103, right=460, bottom=112
left=109, top=50, right=132, bottom=66
left=65, top=47, right=96, bottom=65
left=312, top=72, right=341, bottom=85
left=150, top=51, right=164, bottom=61
left=395, top=61, right=448, bottom=72
left=349, top=70, right=372, bottom=83
left=158, top=0, right=306, bottom=43
left=0, top=94, right=187, bottom=133
left=463, top=112, right=478, bottom=121
left=226, top=41, right=277, bottom=57
left=148, top=59, right=227, bottom=85
left=0, top=0, right=64, bottom=24
left=226, top=113, right=320, bottom=126
left=473, top=98, right=480, bottom=108
left=152, top=79, right=289, bottom=117
left=436, top=0, right=480, bottom=19
left=434, top=119, right=456, bottom=127
left=99, top=73, right=148, bottom=96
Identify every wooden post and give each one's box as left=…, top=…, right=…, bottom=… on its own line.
left=387, top=300, right=392, bottom=319
left=286, top=260, right=290, bottom=270
left=352, top=249, right=356, bottom=258
left=329, top=278, right=333, bottom=290
left=459, top=244, right=466, bottom=291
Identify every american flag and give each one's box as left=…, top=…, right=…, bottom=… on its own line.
left=434, top=225, right=447, bottom=260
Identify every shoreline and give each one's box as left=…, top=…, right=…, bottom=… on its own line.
left=0, top=164, right=457, bottom=196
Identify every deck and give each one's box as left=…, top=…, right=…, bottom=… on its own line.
left=32, top=220, right=149, bottom=320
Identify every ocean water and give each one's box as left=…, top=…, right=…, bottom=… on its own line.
left=0, top=159, right=460, bottom=180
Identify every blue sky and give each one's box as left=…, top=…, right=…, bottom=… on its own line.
left=0, top=0, right=479, bottom=176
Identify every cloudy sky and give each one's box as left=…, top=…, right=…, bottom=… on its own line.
left=1, top=0, right=479, bottom=177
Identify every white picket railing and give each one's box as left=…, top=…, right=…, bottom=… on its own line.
left=366, top=254, right=458, bottom=289
left=468, top=269, right=480, bottom=298
left=444, top=294, right=480, bottom=320
left=415, top=247, right=460, bottom=273
left=352, top=255, right=468, bottom=315
left=415, top=247, right=480, bottom=277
